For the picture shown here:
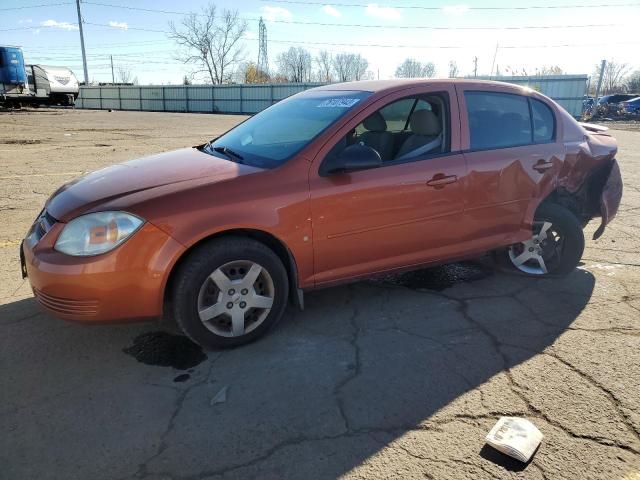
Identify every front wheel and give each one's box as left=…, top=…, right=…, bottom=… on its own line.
left=172, top=237, right=289, bottom=349
left=496, top=203, right=585, bottom=276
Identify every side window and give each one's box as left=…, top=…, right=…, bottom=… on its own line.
left=465, top=92, right=532, bottom=150
left=322, top=93, right=449, bottom=173
left=379, top=98, right=415, bottom=132
left=531, top=99, right=555, bottom=143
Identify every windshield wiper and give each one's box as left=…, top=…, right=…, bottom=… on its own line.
left=212, top=145, right=244, bottom=163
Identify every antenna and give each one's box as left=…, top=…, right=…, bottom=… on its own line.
left=257, top=17, right=269, bottom=81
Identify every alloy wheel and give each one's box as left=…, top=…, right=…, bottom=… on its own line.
left=508, top=221, right=564, bottom=275
left=197, top=260, right=275, bottom=337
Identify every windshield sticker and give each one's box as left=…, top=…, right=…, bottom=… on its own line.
left=317, top=98, right=361, bottom=108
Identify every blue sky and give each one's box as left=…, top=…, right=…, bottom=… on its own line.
left=2, top=0, right=639, bottom=84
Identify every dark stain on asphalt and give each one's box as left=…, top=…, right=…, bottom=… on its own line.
left=173, top=373, right=191, bottom=383
left=377, top=261, right=494, bottom=291
left=123, top=331, right=207, bottom=370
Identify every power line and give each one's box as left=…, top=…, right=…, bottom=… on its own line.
left=258, top=0, right=640, bottom=10
left=82, top=1, right=185, bottom=15
left=76, top=2, right=635, bottom=30
left=0, top=2, right=73, bottom=11
left=0, top=24, right=79, bottom=32
left=268, top=38, right=640, bottom=50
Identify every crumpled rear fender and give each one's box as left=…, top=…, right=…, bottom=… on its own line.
left=593, top=159, right=622, bottom=239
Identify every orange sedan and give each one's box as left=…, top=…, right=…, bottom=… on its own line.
left=21, top=80, right=622, bottom=348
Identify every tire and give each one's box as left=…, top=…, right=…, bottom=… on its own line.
left=495, top=202, right=585, bottom=276
left=171, top=236, right=289, bottom=349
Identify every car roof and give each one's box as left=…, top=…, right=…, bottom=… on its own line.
left=310, top=78, right=535, bottom=95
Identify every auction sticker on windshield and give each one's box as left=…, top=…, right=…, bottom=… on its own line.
left=317, top=98, right=361, bottom=108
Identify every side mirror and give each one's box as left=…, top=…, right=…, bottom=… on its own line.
left=324, top=144, right=382, bottom=175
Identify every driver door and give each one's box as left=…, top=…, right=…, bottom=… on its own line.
left=308, top=85, right=469, bottom=286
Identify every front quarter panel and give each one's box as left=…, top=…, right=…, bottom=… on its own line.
left=123, top=156, right=316, bottom=288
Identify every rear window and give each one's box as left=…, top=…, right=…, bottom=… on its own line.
left=465, top=92, right=532, bottom=150
left=465, top=91, right=556, bottom=151
left=531, top=98, right=555, bottom=143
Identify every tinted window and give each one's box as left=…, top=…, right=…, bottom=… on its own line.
left=531, top=99, right=555, bottom=143
left=208, top=90, right=371, bottom=169
left=465, top=92, right=532, bottom=150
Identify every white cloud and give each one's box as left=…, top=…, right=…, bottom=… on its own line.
left=108, top=20, right=128, bottom=30
left=32, top=28, right=41, bottom=35
left=442, top=4, right=469, bottom=15
left=322, top=5, right=341, bottom=18
left=261, top=5, right=293, bottom=22
left=19, top=18, right=33, bottom=24
left=365, top=3, right=401, bottom=20
left=41, top=19, right=78, bottom=31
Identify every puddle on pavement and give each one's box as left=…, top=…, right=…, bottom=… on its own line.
left=123, top=331, right=207, bottom=370
left=376, top=261, right=494, bottom=291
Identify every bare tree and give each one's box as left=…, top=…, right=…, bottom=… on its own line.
left=116, top=66, right=136, bottom=84
left=276, top=47, right=312, bottom=82
left=395, top=58, right=436, bottom=78
left=594, top=60, right=632, bottom=94
left=332, top=53, right=369, bottom=82
left=169, top=3, right=247, bottom=84
left=536, top=65, right=563, bottom=75
left=424, top=62, right=436, bottom=78
left=315, top=50, right=333, bottom=82
left=448, top=60, right=459, bottom=78
left=625, top=70, right=640, bottom=93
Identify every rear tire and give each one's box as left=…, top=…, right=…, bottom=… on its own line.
left=171, top=237, right=289, bottom=349
left=495, top=203, right=584, bottom=276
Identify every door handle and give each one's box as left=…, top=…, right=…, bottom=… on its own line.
left=426, top=174, right=458, bottom=188
left=533, top=160, right=554, bottom=173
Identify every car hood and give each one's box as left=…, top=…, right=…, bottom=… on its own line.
left=46, top=147, right=263, bottom=222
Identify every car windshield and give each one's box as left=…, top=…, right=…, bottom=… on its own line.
left=205, top=90, right=371, bottom=169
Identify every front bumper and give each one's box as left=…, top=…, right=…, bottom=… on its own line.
left=22, top=219, right=185, bottom=323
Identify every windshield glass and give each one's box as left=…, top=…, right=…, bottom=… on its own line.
left=206, top=90, right=371, bottom=169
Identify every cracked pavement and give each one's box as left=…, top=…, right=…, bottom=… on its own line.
left=1, top=110, right=639, bottom=479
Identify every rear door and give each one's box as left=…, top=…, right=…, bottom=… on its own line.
left=308, top=85, right=470, bottom=286
left=456, top=86, right=561, bottom=248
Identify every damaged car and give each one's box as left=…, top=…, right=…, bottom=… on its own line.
left=21, top=79, right=623, bottom=349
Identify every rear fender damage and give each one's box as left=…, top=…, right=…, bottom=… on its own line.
left=550, top=158, right=622, bottom=240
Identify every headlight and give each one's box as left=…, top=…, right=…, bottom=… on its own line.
left=54, top=211, right=144, bottom=256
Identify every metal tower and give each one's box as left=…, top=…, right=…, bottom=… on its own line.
left=257, top=17, right=268, bottom=80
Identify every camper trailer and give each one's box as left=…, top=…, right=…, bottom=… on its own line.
left=1, top=46, right=79, bottom=108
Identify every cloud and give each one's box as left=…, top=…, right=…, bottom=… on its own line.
left=442, top=4, right=469, bottom=15
left=365, top=3, right=401, bottom=20
left=261, top=5, right=293, bottom=22
left=19, top=18, right=33, bottom=24
left=41, top=19, right=78, bottom=31
left=322, top=5, right=341, bottom=17
left=32, top=28, right=41, bottom=35
left=108, top=20, right=128, bottom=30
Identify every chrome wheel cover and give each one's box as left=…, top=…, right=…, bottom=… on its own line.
left=197, top=260, right=275, bottom=337
left=508, top=221, right=563, bottom=275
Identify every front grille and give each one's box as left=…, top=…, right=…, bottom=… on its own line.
left=34, top=289, right=99, bottom=317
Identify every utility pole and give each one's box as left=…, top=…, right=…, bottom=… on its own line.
left=594, top=59, right=606, bottom=101
left=490, top=43, right=499, bottom=78
left=110, top=55, right=115, bottom=84
left=75, top=0, right=89, bottom=85
left=473, top=56, right=478, bottom=78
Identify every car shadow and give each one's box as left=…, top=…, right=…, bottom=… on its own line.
left=0, top=262, right=595, bottom=479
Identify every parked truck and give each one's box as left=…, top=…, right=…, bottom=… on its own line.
left=1, top=46, right=79, bottom=108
